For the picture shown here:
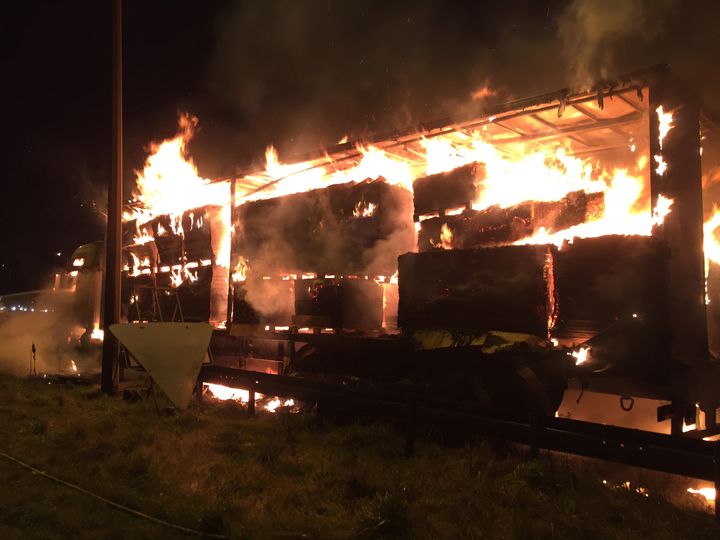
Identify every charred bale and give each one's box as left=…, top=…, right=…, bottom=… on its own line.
left=398, top=245, right=553, bottom=336
left=418, top=190, right=605, bottom=251
left=552, top=235, right=668, bottom=345
left=412, top=163, right=483, bottom=217
left=293, top=277, right=383, bottom=330
left=152, top=215, right=183, bottom=266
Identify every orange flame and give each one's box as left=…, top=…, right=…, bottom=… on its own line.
left=126, top=105, right=676, bottom=304
left=656, top=105, right=674, bottom=149
left=570, top=347, right=590, bottom=366
left=432, top=223, right=453, bottom=250
left=353, top=201, right=377, bottom=217
left=203, top=383, right=294, bottom=412
left=703, top=208, right=720, bottom=304
left=231, top=257, right=249, bottom=283
left=687, top=487, right=716, bottom=503
left=125, top=114, right=229, bottom=225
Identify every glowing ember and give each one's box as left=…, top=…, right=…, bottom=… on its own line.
left=544, top=249, right=557, bottom=335
left=570, top=347, right=590, bottom=366
left=687, top=487, right=716, bottom=503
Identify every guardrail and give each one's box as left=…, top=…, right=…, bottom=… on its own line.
left=199, top=365, right=720, bottom=522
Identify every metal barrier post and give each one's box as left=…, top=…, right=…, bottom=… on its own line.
left=248, top=381, right=256, bottom=417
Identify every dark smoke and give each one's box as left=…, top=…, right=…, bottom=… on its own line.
left=169, top=0, right=720, bottom=184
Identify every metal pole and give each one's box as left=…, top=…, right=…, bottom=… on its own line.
left=101, top=0, right=123, bottom=394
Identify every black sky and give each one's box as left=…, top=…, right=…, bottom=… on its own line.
left=2, top=0, right=719, bottom=294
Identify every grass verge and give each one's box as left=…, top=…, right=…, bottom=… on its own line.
left=0, top=373, right=716, bottom=539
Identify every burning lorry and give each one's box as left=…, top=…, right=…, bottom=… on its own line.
left=24, top=65, right=720, bottom=436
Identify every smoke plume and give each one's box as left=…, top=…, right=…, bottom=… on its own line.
left=0, top=289, right=101, bottom=376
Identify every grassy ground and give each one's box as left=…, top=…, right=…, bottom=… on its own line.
left=0, top=373, right=717, bottom=539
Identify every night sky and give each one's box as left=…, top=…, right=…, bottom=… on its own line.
left=2, top=0, right=719, bottom=294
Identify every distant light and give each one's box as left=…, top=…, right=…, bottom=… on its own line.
left=632, top=313, right=638, bottom=318
left=56, top=252, right=62, bottom=257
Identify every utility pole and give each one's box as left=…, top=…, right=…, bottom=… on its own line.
left=101, top=0, right=123, bottom=394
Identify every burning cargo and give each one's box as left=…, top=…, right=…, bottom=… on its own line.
left=230, top=178, right=413, bottom=329
left=108, top=65, right=720, bottom=436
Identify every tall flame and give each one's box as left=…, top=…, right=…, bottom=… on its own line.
left=125, top=114, right=229, bottom=225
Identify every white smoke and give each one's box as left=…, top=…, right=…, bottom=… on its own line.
left=0, top=289, right=100, bottom=376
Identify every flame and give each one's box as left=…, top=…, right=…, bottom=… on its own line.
left=654, top=154, right=667, bottom=176
left=687, top=487, right=716, bottom=503
left=203, top=383, right=294, bottom=413
left=652, top=107, right=674, bottom=178
left=433, top=223, right=453, bottom=250
left=570, top=347, right=590, bottom=366
left=353, top=201, right=377, bottom=217
left=240, top=143, right=414, bottom=204
left=544, top=248, right=557, bottom=335
left=126, top=105, right=672, bottom=308
left=651, top=195, right=673, bottom=227
left=124, top=114, right=229, bottom=225
left=124, top=115, right=233, bottom=292
left=703, top=208, right=720, bottom=304
left=656, top=106, right=674, bottom=149
left=90, top=326, right=104, bottom=342
left=232, top=257, right=248, bottom=282
left=420, top=134, right=668, bottom=247
left=704, top=209, right=720, bottom=268
left=169, top=268, right=184, bottom=288
left=204, top=383, right=253, bottom=402
left=264, top=397, right=295, bottom=412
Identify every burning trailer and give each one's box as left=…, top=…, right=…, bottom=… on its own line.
left=104, top=65, right=720, bottom=437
